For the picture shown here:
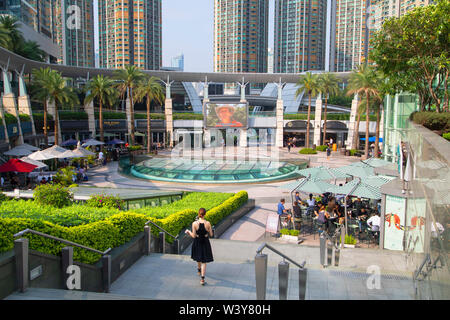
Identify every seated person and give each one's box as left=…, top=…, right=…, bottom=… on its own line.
left=277, top=199, right=290, bottom=217
left=292, top=201, right=302, bottom=218
left=294, top=191, right=302, bottom=204
left=367, top=212, right=381, bottom=232
left=40, top=177, right=47, bottom=184
left=315, top=205, right=327, bottom=226
left=357, top=208, right=369, bottom=232
left=305, top=194, right=316, bottom=216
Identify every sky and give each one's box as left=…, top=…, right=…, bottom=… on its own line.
left=95, top=0, right=274, bottom=72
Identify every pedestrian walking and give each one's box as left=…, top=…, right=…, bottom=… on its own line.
left=287, top=142, right=291, bottom=153
left=185, top=208, right=214, bottom=285
left=326, top=144, right=331, bottom=159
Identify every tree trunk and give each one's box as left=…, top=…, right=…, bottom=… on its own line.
left=322, top=96, right=328, bottom=145
left=54, top=100, right=59, bottom=146
left=364, top=95, right=370, bottom=159
left=374, top=105, right=381, bottom=158
left=354, top=106, right=361, bottom=150
left=147, top=96, right=151, bottom=153
left=99, top=99, right=104, bottom=143
left=306, top=93, right=311, bottom=148
left=129, top=87, right=135, bottom=145
left=43, top=100, right=48, bottom=147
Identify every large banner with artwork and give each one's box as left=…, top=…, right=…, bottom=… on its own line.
left=204, top=103, right=248, bottom=128
left=405, top=198, right=426, bottom=253
left=384, top=195, right=406, bottom=251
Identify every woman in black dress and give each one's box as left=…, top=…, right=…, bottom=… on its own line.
left=185, top=208, right=214, bottom=285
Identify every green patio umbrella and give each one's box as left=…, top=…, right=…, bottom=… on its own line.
left=298, top=166, right=350, bottom=181
left=361, top=157, right=392, bottom=168
left=334, top=179, right=382, bottom=200
left=279, top=177, right=336, bottom=195
left=362, top=175, right=395, bottom=187
left=336, top=164, right=374, bottom=178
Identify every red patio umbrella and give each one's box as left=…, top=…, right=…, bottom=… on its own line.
left=0, top=158, right=38, bottom=172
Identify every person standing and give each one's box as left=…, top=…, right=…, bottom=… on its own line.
left=185, top=208, right=214, bottom=285
left=326, top=144, right=331, bottom=160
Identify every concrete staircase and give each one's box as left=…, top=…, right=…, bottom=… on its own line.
left=6, top=239, right=416, bottom=300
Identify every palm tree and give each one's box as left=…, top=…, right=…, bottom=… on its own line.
left=46, top=71, right=73, bottom=145
left=317, top=73, right=341, bottom=145
left=346, top=64, right=379, bottom=158
left=114, top=65, right=145, bottom=145
left=134, top=76, right=165, bottom=153
left=84, top=75, right=117, bottom=143
left=295, top=72, right=320, bottom=148
left=0, top=24, right=9, bottom=48
left=0, top=15, right=22, bottom=51
left=15, top=40, right=46, bottom=62
left=31, top=67, right=53, bottom=146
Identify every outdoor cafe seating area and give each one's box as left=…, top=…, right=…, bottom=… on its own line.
left=278, top=157, right=396, bottom=248
left=0, top=138, right=126, bottom=191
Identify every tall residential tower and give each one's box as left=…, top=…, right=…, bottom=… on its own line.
left=213, top=0, right=269, bottom=74
left=98, top=0, right=162, bottom=69
left=274, top=0, right=328, bottom=73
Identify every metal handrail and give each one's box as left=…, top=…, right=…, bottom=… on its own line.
left=414, top=253, right=445, bottom=281
left=14, top=229, right=111, bottom=255
left=145, top=220, right=178, bottom=239
left=256, top=243, right=306, bottom=269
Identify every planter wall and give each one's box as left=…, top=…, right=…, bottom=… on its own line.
left=0, top=198, right=255, bottom=298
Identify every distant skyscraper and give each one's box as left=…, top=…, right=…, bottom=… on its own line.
left=267, top=48, right=274, bottom=73
left=56, top=0, right=95, bottom=67
left=171, top=54, right=184, bottom=71
left=274, top=0, right=328, bottom=73
left=334, top=0, right=370, bottom=72
left=0, top=0, right=94, bottom=66
left=213, top=0, right=269, bottom=74
left=98, top=0, right=162, bottom=70
left=334, top=0, right=432, bottom=72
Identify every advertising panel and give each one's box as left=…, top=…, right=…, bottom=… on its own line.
left=384, top=195, right=406, bottom=251
left=204, top=103, right=248, bottom=128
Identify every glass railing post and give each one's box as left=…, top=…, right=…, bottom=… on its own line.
left=61, top=246, right=73, bottom=289
left=278, top=260, right=289, bottom=300
left=255, top=253, right=268, bottom=300
left=298, top=268, right=307, bottom=300
left=159, top=232, right=165, bottom=254
left=144, top=225, right=151, bottom=255
left=102, top=255, right=111, bottom=293
left=14, top=238, right=29, bottom=293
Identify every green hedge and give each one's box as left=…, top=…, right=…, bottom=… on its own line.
left=0, top=191, right=248, bottom=264
left=316, top=145, right=328, bottom=152
left=299, top=148, right=317, bottom=154
left=32, top=113, right=54, bottom=121
left=443, top=132, right=450, bottom=141
left=410, top=112, right=450, bottom=132
left=19, top=114, right=31, bottom=122
left=59, top=111, right=89, bottom=120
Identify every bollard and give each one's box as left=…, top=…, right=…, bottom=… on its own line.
left=61, top=246, right=73, bottom=289
left=144, top=225, right=151, bottom=255
left=320, top=233, right=327, bottom=267
left=334, top=247, right=340, bottom=266
left=159, top=232, right=165, bottom=254
left=102, top=255, right=111, bottom=293
left=278, top=261, right=289, bottom=300
left=173, top=239, right=180, bottom=254
left=327, top=241, right=333, bottom=266
left=14, top=238, right=29, bottom=293
left=255, top=253, right=268, bottom=300
left=298, top=268, right=307, bottom=300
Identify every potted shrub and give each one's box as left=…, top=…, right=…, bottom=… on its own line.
left=343, top=234, right=357, bottom=248
left=280, top=228, right=300, bottom=242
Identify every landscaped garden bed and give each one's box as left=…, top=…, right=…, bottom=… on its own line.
left=0, top=187, right=248, bottom=265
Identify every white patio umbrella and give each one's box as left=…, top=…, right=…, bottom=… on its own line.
left=82, top=139, right=105, bottom=147
left=20, top=157, right=48, bottom=169
left=28, top=145, right=71, bottom=160
left=3, top=146, right=33, bottom=157
left=16, top=143, right=40, bottom=151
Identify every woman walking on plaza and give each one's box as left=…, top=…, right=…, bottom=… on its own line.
left=185, top=208, right=214, bottom=285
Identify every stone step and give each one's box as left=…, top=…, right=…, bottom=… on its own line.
left=5, top=287, right=151, bottom=300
